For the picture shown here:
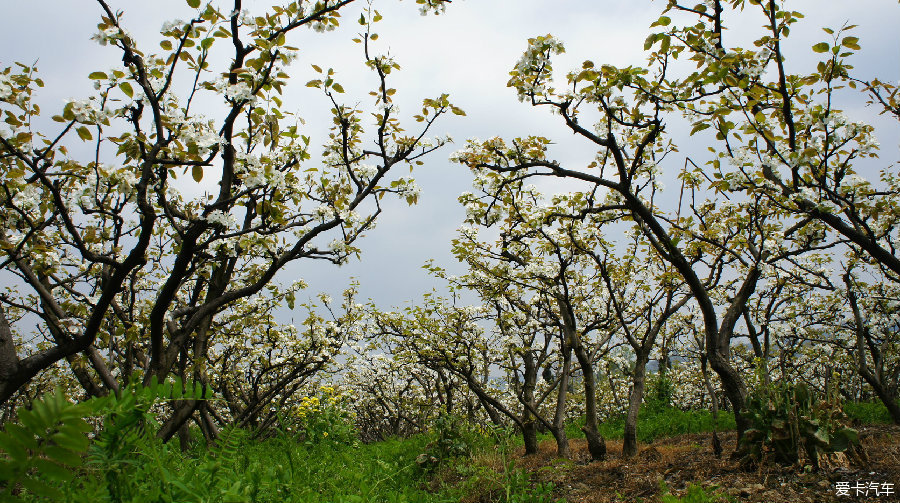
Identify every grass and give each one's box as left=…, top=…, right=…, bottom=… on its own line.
left=843, top=400, right=895, bottom=424
left=20, top=428, right=452, bottom=503
left=556, top=407, right=737, bottom=444
left=15, top=423, right=563, bottom=503
left=9, top=400, right=893, bottom=502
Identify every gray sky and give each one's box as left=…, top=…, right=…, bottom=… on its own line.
left=2, top=0, right=898, bottom=316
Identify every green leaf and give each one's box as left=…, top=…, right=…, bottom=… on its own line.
left=77, top=126, right=93, bottom=141
left=841, top=36, right=860, bottom=50
left=88, top=71, right=108, bottom=80
left=812, top=42, right=830, bottom=53
left=829, top=428, right=859, bottom=452
left=51, top=429, right=90, bottom=452
left=31, top=398, right=53, bottom=430
left=332, top=83, right=344, bottom=93
left=119, top=81, right=134, bottom=98
left=6, top=423, right=39, bottom=450
left=43, top=446, right=83, bottom=467
left=32, top=459, right=73, bottom=482
left=192, top=165, right=203, bottom=182
left=21, top=478, right=64, bottom=500
left=187, top=0, right=201, bottom=8
left=0, top=460, right=16, bottom=481
left=18, top=409, right=43, bottom=435
left=659, top=35, right=671, bottom=53
left=0, top=431, right=28, bottom=463
left=652, top=15, right=671, bottom=27
left=690, top=122, right=710, bottom=135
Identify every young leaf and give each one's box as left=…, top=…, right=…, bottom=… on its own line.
left=77, top=126, right=93, bottom=141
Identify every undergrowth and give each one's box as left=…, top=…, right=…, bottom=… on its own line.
left=843, top=401, right=895, bottom=424
left=560, top=407, right=737, bottom=444
left=1, top=388, right=561, bottom=502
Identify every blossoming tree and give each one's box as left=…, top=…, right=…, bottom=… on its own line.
left=451, top=0, right=897, bottom=444
left=0, top=0, right=459, bottom=440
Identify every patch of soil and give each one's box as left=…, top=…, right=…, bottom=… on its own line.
left=513, top=425, right=900, bottom=503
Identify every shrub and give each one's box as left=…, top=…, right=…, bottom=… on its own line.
left=289, top=386, right=357, bottom=446
left=739, top=381, right=860, bottom=470
left=416, top=413, right=490, bottom=472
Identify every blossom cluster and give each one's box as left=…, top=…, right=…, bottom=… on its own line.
left=508, top=35, right=566, bottom=102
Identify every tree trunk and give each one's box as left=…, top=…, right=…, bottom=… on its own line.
left=573, top=343, right=606, bottom=461
left=707, top=348, right=748, bottom=439
left=845, top=274, right=900, bottom=425
left=701, top=354, right=723, bottom=458
left=157, top=399, right=201, bottom=442
left=522, top=354, right=540, bottom=455
left=552, top=347, right=572, bottom=459
left=623, top=353, right=649, bottom=458
left=523, top=419, right=539, bottom=455
left=558, top=292, right=605, bottom=461
left=866, top=378, right=900, bottom=425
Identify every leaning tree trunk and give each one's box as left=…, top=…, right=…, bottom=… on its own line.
left=573, top=343, right=606, bottom=461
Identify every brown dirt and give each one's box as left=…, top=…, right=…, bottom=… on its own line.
left=505, top=425, right=900, bottom=503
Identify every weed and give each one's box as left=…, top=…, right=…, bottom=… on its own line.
left=660, top=481, right=732, bottom=502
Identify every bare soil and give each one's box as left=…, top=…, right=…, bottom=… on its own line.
left=508, top=425, right=900, bottom=503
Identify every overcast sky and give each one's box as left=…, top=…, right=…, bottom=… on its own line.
left=2, top=0, right=898, bottom=318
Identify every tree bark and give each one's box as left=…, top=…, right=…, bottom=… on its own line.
left=552, top=346, right=572, bottom=459
left=573, top=342, right=605, bottom=461
left=522, top=353, right=540, bottom=455
left=701, top=354, right=723, bottom=458
left=623, top=352, right=649, bottom=458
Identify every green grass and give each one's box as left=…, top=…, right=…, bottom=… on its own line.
left=601, top=407, right=737, bottom=443
left=843, top=401, right=896, bottom=424
left=20, top=429, right=454, bottom=503
left=12, top=401, right=892, bottom=502
left=552, top=400, right=894, bottom=448
left=557, top=407, right=737, bottom=444
left=660, top=482, right=733, bottom=502
left=14, top=423, right=564, bottom=503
